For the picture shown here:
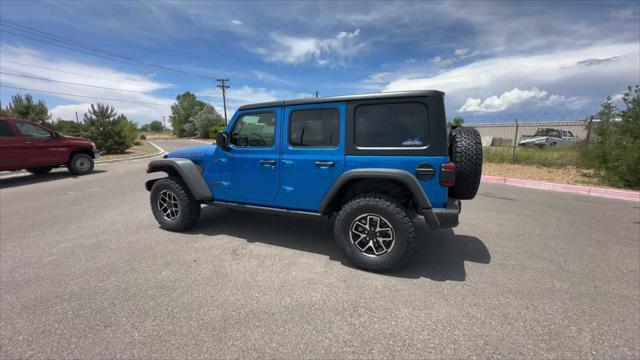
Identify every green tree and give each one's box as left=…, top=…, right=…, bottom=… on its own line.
left=83, top=103, right=136, bottom=154
left=148, top=120, right=164, bottom=132
left=169, top=92, right=205, bottom=137
left=191, top=104, right=223, bottom=138
left=447, top=116, right=464, bottom=129
left=54, top=119, right=86, bottom=137
left=584, top=85, right=640, bottom=189
left=3, top=94, right=50, bottom=123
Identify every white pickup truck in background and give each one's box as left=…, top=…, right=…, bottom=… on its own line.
left=519, top=128, right=579, bottom=147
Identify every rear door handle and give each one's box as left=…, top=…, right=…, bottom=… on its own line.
left=259, top=159, right=276, bottom=166
left=314, top=161, right=335, bottom=168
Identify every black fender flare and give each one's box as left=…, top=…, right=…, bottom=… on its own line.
left=318, top=169, right=433, bottom=214
left=145, top=159, right=212, bottom=201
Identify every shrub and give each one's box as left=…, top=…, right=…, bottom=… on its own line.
left=83, top=103, right=137, bottom=154
left=148, top=120, right=164, bottom=132
left=209, top=123, right=226, bottom=139
left=582, top=85, right=640, bottom=189
left=54, top=120, right=87, bottom=137
left=140, top=134, right=147, bottom=140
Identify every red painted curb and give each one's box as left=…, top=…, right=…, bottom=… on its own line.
left=481, top=176, right=639, bottom=202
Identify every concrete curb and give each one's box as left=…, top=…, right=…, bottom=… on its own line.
left=95, top=142, right=165, bottom=164
left=481, top=175, right=640, bottom=202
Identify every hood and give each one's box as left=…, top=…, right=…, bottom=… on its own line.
left=59, top=134, right=91, bottom=143
left=167, top=144, right=217, bottom=159
left=519, top=136, right=548, bottom=144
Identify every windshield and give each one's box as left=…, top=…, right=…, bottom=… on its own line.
left=534, top=128, right=561, bottom=137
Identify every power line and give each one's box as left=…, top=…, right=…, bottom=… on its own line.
left=0, top=70, right=180, bottom=96
left=0, top=85, right=170, bottom=106
left=0, top=59, right=161, bottom=87
left=0, top=21, right=216, bottom=79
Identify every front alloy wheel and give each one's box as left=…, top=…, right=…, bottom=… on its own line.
left=157, top=189, right=180, bottom=221
left=150, top=177, right=201, bottom=231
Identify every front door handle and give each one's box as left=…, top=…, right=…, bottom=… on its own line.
left=259, top=159, right=276, bottom=166
left=314, top=161, right=335, bottom=168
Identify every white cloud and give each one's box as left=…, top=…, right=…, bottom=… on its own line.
left=454, top=48, right=470, bottom=56
left=384, top=42, right=639, bottom=113
left=405, top=58, right=417, bottom=64
left=0, top=44, right=174, bottom=123
left=544, top=94, right=590, bottom=110
left=458, top=87, right=592, bottom=113
left=385, top=43, right=638, bottom=94
left=336, top=28, right=360, bottom=39
left=256, top=28, right=364, bottom=66
left=458, top=87, right=548, bottom=113
left=431, top=56, right=443, bottom=63
left=230, top=19, right=243, bottom=25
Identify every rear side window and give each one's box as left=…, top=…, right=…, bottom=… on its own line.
left=354, top=103, right=427, bottom=148
left=0, top=120, right=15, bottom=137
left=290, top=108, right=340, bottom=147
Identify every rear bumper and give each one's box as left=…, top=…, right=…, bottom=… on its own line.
left=424, top=198, right=460, bottom=230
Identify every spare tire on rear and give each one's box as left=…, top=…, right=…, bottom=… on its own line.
left=448, top=127, right=483, bottom=200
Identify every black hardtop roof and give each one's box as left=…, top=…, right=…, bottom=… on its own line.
left=238, top=90, right=444, bottom=110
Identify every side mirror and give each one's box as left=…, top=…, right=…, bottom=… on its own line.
left=51, top=131, right=60, bottom=139
left=216, top=131, right=230, bottom=151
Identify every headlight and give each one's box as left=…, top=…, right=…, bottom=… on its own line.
left=91, top=142, right=96, bottom=150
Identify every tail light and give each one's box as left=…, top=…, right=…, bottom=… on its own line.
left=440, top=162, right=456, bottom=187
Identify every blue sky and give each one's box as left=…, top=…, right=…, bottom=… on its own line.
left=0, top=0, right=638, bottom=124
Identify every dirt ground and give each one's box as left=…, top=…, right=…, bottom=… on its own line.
left=483, top=162, right=604, bottom=186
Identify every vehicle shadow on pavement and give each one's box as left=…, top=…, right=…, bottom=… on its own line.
left=191, top=206, right=490, bottom=281
left=0, top=170, right=107, bottom=189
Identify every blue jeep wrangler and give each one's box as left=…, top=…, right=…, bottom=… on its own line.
left=146, top=90, right=482, bottom=271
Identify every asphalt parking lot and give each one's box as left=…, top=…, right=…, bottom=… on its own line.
left=1, top=139, right=638, bottom=359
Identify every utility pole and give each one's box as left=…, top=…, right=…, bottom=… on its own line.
left=315, top=90, right=318, bottom=98
left=162, top=116, right=166, bottom=131
left=75, top=111, right=79, bottom=123
left=217, top=78, right=230, bottom=125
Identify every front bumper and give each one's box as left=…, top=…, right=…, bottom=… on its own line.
left=424, top=198, right=460, bottom=230
left=91, top=149, right=100, bottom=159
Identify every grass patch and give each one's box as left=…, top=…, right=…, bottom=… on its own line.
left=99, top=141, right=159, bottom=161
left=483, top=145, right=585, bottom=168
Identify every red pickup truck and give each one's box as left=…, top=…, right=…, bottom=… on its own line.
left=0, top=116, right=97, bottom=175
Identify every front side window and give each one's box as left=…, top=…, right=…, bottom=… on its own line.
left=230, top=112, right=276, bottom=147
left=290, top=108, right=339, bottom=147
left=15, top=122, right=51, bottom=138
left=354, top=103, right=428, bottom=148
left=0, top=120, right=15, bottom=137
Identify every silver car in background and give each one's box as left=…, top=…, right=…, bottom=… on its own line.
left=519, top=128, right=579, bottom=147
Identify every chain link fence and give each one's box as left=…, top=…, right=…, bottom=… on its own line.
left=464, top=115, right=595, bottom=163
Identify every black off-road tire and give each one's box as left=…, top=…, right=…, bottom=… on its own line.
left=26, top=167, right=53, bottom=175
left=449, top=127, right=483, bottom=200
left=334, top=195, right=415, bottom=272
left=68, top=153, right=94, bottom=175
left=150, top=177, right=201, bottom=231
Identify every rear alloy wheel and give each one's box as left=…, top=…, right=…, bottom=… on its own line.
left=150, top=177, right=201, bottom=231
left=26, top=167, right=53, bottom=175
left=68, top=153, right=94, bottom=175
left=334, top=195, right=415, bottom=272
